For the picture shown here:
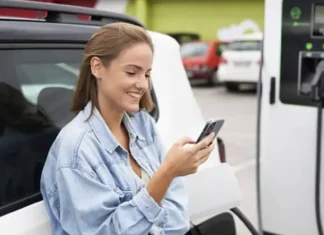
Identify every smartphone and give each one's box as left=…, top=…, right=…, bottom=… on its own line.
left=196, top=119, right=225, bottom=144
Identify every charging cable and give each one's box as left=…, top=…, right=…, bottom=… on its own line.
left=315, top=96, right=324, bottom=235
left=308, top=60, right=324, bottom=235
left=230, top=207, right=259, bottom=235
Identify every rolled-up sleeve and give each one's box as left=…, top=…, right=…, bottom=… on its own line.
left=56, top=166, right=167, bottom=235
left=148, top=113, right=190, bottom=234
left=153, top=134, right=190, bottom=235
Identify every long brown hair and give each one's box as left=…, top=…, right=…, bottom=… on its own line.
left=71, top=22, right=155, bottom=118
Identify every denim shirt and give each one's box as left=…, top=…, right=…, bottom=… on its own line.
left=40, top=102, right=190, bottom=235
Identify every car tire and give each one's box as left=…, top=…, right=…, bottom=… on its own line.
left=225, top=82, right=240, bottom=92
left=207, top=69, right=219, bottom=87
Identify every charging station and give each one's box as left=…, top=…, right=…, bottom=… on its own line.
left=258, top=0, right=324, bottom=234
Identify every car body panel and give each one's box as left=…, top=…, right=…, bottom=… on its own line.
left=181, top=40, right=228, bottom=81
left=218, top=33, right=262, bottom=84
left=0, top=6, right=241, bottom=234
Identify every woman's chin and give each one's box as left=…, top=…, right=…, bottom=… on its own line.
left=123, top=104, right=140, bottom=113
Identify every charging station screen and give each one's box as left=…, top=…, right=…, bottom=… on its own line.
left=313, top=5, right=324, bottom=36
left=314, top=5, right=324, bottom=23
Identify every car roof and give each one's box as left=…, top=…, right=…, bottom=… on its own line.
left=233, top=33, right=263, bottom=41
left=231, top=32, right=263, bottom=41
left=0, top=0, right=143, bottom=43
left=0, top=20, right=100, bottom=43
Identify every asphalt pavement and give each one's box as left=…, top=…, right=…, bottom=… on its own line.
left=191, top=83, right=258, bottom=235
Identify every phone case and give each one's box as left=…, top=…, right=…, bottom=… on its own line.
left=196, top=119, right=225, bottom=144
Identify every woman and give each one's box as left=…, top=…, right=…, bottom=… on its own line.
left=40, top=22, right=216, bottom=235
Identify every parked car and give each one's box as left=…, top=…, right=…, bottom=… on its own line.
left=0, top=1, right=241, bottom=235
left=180, top=40, right=228, bottom=86
left=217, top=32, right=263, bottom=91
left=166, top=32, right=201, bottom=45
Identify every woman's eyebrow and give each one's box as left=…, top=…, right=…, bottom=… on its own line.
left=125, top=64, right=152, bottom=72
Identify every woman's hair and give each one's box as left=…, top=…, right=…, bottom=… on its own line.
left=71, top=22, right=155, bottom=118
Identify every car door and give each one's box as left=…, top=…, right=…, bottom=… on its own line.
left=0, top=45, right=160, bottom=234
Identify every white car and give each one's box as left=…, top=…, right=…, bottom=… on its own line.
left=217, top=32, right=263, bottom=91
left=0, top=1, right=241, bottom=234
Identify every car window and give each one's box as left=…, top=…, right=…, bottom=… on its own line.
left=180, top=42, right=209, bottom=57
left=17, top=63, right=78, bottom=104
left=0, top=48, right=159, bottom=216
left=226, top=40, right=262, bottom=51
left=216, top=43, right=228, bottom=56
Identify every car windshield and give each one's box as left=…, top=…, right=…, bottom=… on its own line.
left=180, top=42, right=209, bottom=57
left=226, top=40, right=262, bottom=51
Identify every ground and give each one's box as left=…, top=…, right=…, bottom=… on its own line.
left=192, top=83, right=258, bottom=235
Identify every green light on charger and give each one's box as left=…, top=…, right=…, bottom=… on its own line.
left=290, top=7, right=302, bottom=20
left=293, top=22, right=310, bottom=27
left=306, top=43, right=313, bottom=50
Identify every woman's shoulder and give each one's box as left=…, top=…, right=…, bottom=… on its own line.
left=49, top=114, right=96, bottom=167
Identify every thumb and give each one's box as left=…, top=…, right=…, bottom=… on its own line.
left=176, top=136, right=196, bottom=146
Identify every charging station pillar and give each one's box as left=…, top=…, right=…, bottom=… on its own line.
left=259, top=1, right=324, bottom=234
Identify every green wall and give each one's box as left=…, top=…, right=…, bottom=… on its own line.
left=126, top=0, right=264, bottom=40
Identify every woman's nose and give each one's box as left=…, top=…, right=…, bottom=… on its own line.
left=135, top=75, right=149, bottom=90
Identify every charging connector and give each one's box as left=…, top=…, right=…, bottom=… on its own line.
left=308, top=60, right=324, bottom=102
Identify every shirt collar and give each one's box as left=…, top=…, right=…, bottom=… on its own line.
left=122, top=111, right=146, bottom=141
left=82, top=102, right=145, bottom=153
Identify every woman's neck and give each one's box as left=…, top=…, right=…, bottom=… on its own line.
left=98, top=98, right=124, bottom=134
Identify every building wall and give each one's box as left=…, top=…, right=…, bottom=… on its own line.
left=0, top=0, right=264, bottom=40
left=126, top=0, right=264, bottom=40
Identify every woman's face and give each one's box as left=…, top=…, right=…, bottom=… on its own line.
left=92, top=42, right=153, bottom=113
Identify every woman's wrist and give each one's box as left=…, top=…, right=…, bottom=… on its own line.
left=146, top=162, right=176, bottom=204
left=160, top=161, right=177, bottom=179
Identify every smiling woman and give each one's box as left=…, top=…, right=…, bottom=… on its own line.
left=40, top=22, right=216, bottom=235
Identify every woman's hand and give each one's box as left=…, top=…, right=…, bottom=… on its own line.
left=147, top=133, right=215, bottom=204
left=163, top=133, right=216, bottom=177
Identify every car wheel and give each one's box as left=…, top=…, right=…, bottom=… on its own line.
left=225, top=82, right=240, bottom=92
left=207, top=70, right=219, bottom=87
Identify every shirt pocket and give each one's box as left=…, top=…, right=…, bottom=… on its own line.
left=113, top=187, right=133, bottom=203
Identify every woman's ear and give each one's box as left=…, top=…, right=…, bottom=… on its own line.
left=90, top=56, right=102, bottom=80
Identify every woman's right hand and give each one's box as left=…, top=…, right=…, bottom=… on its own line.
left=163, top=133, right=216, bottom=177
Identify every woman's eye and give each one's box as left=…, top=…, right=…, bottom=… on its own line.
left=145, top=75, right=150, bottom=79
left=126, top=72, right=136, bottom=76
